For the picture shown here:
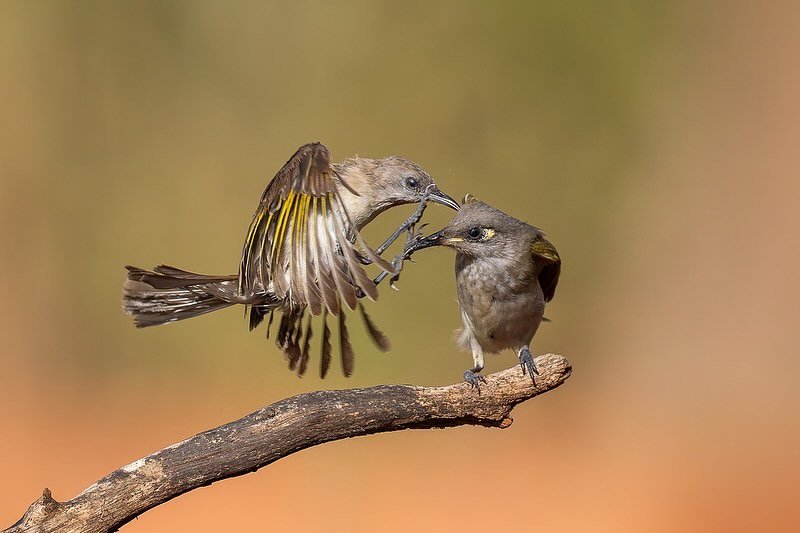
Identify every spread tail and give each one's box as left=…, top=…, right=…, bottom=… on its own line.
left=123, top=265, right=391, bottom=378
left=123, top=265, right=240, bottom=327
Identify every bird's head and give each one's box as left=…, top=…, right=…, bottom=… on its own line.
left=337, top=156, right=460, bottom=215
left=406, top=195, right=530, bottom=258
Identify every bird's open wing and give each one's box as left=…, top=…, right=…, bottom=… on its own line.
left=238, top=142, right=392, bottom=316
left=531, top=236, right=561, bottom=302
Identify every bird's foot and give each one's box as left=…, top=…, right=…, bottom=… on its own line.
left=519, top=348, right=539, bottom=381
left=373, top=191, right=432, bottom=257
left=401, top=223, right=430, bottom=259
left=388, top=254, right=406, bottom=290
left=373, top=250, right=410, bottom=289
left=375, top=224, right=428, bottom=290
left=463, top=369, right=487, bottom=390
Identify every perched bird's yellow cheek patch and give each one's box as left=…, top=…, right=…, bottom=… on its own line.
left=481, top=229, right=496, bottom=241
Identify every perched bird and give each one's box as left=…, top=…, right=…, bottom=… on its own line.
left=123, top=142, right=459, bottom=377
left=405, top=196, right=560, bottom=386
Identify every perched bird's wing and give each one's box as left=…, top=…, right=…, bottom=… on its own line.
left=238, top=142, right=392, bottom=317
left=531, top=237, right=561, bottom=302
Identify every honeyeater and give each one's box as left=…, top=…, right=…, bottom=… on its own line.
left=404, top=195, right=561, bottom=387
left=123, top=142, right=459, bottom=377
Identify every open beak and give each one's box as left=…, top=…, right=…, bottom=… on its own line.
left=428, top=187, right=460, bottom=211
left=405, top=229, right=446, bottom=255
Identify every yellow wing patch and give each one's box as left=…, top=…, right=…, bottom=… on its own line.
left=531, top=237, right=560, bottom=263
left=271, top=190, right=297, bottom=260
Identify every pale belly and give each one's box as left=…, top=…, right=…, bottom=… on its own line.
left=456, top=258, right=545, bottom=354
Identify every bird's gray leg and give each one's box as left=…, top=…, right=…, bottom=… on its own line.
left=371, top=223, right=426, bottom=289
left=374, top=186, right=434, bottom=255
left=518, top=346, right=539, bottom=381
left=464, top=347, right=486, bottom=390
left=357, top=187, right=434, bottom=266
left=357, top=251, right=405, bottom=297
left=371, top=254, right=405, bottom=287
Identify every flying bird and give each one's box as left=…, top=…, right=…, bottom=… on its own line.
left=123, top=142, right=459, bottom=377
left=404, top=196, right=560, bottom=387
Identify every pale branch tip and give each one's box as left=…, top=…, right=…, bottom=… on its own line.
left=6, top=353, right=572, bottom=533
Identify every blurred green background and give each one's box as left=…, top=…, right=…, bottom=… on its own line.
left=2, top=2, right=798, bottom=531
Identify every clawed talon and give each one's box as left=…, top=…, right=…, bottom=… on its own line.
left=463, top=370, right=487, bottom=391
left=383, top=218, right=431, bottom=290
left=518, top=348, right=539, bottom=382
left=388, top=254, right=406, bottom=290
left=403, top=224, right=429, bottom=258
left=372, top=199, right=434, bottom=290
left=373, top=193, right=432, bottom=257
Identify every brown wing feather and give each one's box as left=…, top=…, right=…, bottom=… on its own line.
left=237, top=142, right=404, bottom=377
left=339, top=312, right=354, bottom=377
left=531, top=237, right=561, bottom=302
left=238, top=142, right=335, bottom=296
left=320, top=310, right=332, bottom=378
left=238, top=142, right=391, bottom=319
left=358, top=303, right=391, bottom=352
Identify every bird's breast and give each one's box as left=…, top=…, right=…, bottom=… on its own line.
left=455, top=255, right=544, bottom=352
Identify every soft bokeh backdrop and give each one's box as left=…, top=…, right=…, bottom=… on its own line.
left=2, top=2, right=798, bottom=531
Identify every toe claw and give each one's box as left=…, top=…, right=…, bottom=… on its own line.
left=519, top=349, right=538, bottom=382
left=463, top=370, right=486, bottom=391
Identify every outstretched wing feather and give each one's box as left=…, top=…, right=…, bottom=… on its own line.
left=238, top=143, right=390, bottom=318
left=332, top=193, right=396, bottom=274
left=319, top=195, right=358, bottom=311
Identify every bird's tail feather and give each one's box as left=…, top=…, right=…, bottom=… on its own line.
left=123, top=265, right=239, bottom=327
left=124, top=265, right=392, bottom=379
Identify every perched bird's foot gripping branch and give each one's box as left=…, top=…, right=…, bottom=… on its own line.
left=7, top=354, right=571, bottom=533
left=464, top=369, right=487, bottom=390
left=519, top=348, right=539, bottom=381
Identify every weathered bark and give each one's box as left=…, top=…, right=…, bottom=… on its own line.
left=7, top=353, right=571, bottom=533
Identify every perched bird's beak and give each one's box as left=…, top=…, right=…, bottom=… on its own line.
left=428, top=187, right=460, bottom=211
left=405, top=230, right=446, bottom=254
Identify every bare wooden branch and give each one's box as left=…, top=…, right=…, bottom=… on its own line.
left=6, top=353, right=571, bottom=533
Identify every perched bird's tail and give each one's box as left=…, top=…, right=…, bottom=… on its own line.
left=123, top=265, right=242, bottom=327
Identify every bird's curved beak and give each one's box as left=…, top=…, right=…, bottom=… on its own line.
left=428, top=187, right=460, bottom=211
left=405, top=229, right=446, bottom=255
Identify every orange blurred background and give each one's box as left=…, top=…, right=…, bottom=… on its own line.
left=2, top=2, right=798, bottom=531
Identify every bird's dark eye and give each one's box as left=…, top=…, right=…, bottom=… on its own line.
left=404, top=176, right=419, bottom=189
left=467, top=227, right=483, bottom=240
